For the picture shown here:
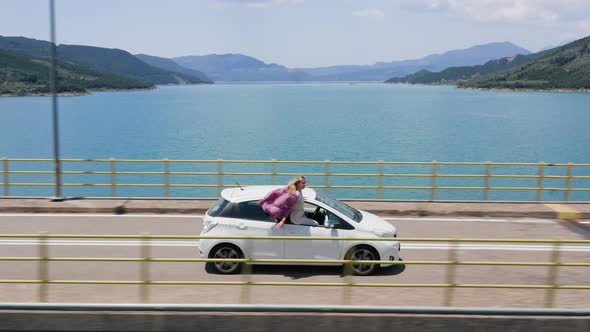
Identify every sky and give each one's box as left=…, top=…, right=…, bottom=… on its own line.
left=1, top=0, right=590, bottom=68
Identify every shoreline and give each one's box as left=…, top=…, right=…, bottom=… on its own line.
left=0, top=86, right=157, bottom=98
left=385, top=82, right=590, bottom=93
left=460, top=86, right=590, bottom=93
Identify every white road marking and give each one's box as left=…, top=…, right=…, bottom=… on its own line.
left=0, top=240, right=588, bottom=252
left=382, top=217, right=554, bottom=224
left=0, top=214, right=560, bottom=224
left=0, top=213, right=201, bottom=218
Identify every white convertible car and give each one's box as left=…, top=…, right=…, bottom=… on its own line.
left=198, top=186, right=400, bottom=276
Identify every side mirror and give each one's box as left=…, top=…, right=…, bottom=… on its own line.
left=326, top=219, right=336, bottom=228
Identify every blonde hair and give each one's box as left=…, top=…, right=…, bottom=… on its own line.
left=287, top=176, right=306, bottom=194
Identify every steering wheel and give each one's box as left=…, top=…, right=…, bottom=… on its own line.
left=311, top=206, right=325, bottom=224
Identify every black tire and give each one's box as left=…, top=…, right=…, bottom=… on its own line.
left=206, top=243, right=244, bottom=274
left=344, top=245, right=380, bottom=276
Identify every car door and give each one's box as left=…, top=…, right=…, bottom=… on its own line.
left=234, top=200, right=284, bottom=259
left=284, top=203, right=344, bottom=260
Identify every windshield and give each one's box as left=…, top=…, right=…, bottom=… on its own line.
left=315, top=191, right=362, bottom=223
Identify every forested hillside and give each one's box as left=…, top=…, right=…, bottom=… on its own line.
left=0, top=48, right=151, bottom=96
left=460, top=36, right=590, bottom=90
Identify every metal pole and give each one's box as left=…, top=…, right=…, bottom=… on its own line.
left=444, top=239, right=458, bottom=307
left=537, top=161, right=544, bottom=202
left=163, top=159, right=169, bottom=198
left=377, top=160, right=383, bottom=199
left=110, top=158, right=116, bottom=197
left=2, top=158, right=8, bottom=197
left=483, top=161, right=491, bottom=201
left=39, top=232, right=49, bottom=302
left=324, top=160, right=330, bottom=193
left=565, top=162, right=572, bottom=202
left=140, top=233, right=151, bottom=303
left=49, top=0, right=63, bottom=200
left=430, top=161, right=437, bottom=201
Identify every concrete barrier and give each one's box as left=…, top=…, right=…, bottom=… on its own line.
left=2, top=198, right=590, bottom=219
left=1, top=305, right=589, bottom=332
left=1, top=310, right=589, bottom=332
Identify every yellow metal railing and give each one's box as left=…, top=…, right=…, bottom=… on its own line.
left=2, top=158, right=590, bottom=201
left=0, top=234, right=588, bottom=307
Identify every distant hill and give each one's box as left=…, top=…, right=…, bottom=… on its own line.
left=460, top=35, right=590, bottom=90
left=301, top=42, right=531, bottom=81
left=173, top=54, right=309, bottom=82
left=135, top=54, right=212, bottom=83
left=0, top=36, right=210, bottom=85
left=385, top=53, right=546, bottom=84
left=0, top=48, right=151, bottom=96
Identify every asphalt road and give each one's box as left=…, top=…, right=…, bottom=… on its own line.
left=0, top=214, right=588, bottom=308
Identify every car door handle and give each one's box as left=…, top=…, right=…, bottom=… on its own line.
left=237, top=223, right=247, bottom=230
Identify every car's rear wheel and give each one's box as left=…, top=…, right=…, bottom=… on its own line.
left=344, top=245, right=380, bottom=276
left=206, top=243, right=243, bottom=274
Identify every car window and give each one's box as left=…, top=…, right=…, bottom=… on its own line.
left=325, top=210, right=354, bottom=230
left=315, top=191, right=362, bottom=222
left=207, top=198, right=231, bottom=217
left=236, top=200, right=272, bottom=222
left=301, top=202, right=354, bottom=230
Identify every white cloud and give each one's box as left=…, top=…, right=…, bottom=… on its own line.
left=214, top=0, right=303, bottom=9
left=353, top=8, right=385, bottom=18
left=399, top=0, right=449, bottom=12
left=399, top=0, right=590, bottom=26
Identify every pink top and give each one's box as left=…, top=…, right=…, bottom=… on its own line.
left=258, top=187, right=298, bottom=220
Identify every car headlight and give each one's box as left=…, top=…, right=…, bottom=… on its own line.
left=202, top=221, right=218, bottom=234
left=373, top=229, right=394, bottom=237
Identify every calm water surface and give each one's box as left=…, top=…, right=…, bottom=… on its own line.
left=1, top=83, right=589, bottom=199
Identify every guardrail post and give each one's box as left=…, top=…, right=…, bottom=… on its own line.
left=217, top=159, right=223, bottom=196
left=444, top=239, right=458, bottom=307
left=324, top=160, right=330, bottom=193
left=430, top=161, right=437, bottom=201
left=484, top=161, right=491, bottom=201
left=565, top=162, right=572, bottom=202
left=2, top=157, right=8, bottom=197
left=110, top=158, right=116, bottom=197
left=240, top=241, right=253, bottom=304
left=140, top=233, right=151, bottom=303
left=271, top=159, right=276, bottom=185
left=537, top=161, right=545, bottom=201
left=38, top=232, right=49, bottom=303
left=163, top=159, right=169, bottom=198
left=342, top=258, right=353, bottom=305
left=545, top=240, right=561, bottom=308
left=377, top=160, right=384, bottom=199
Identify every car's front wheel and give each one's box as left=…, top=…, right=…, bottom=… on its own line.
left=206, top=243, right=244, bottom=274
left=344, top=245, right=380, bottom=276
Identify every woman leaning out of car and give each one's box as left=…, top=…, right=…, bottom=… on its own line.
left=258, top=176, right=307, bottom=229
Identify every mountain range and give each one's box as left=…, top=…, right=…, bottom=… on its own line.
left=173, top=54, right=307, bottom=82
left=173, top=42, right=530, bottom=82
left=2, top=34, right=587, bottom=95
left=300, top=42, right=531, bottom=81
left=386, top=35, right=590, bottom=90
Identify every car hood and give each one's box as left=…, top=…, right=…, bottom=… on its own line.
left=358, top=210, right=397, bottom=236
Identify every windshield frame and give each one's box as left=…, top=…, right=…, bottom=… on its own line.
left=314, top=191, right=362, bottom=223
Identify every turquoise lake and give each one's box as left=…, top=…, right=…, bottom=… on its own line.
left=1, top=83, right=590, bottom=200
